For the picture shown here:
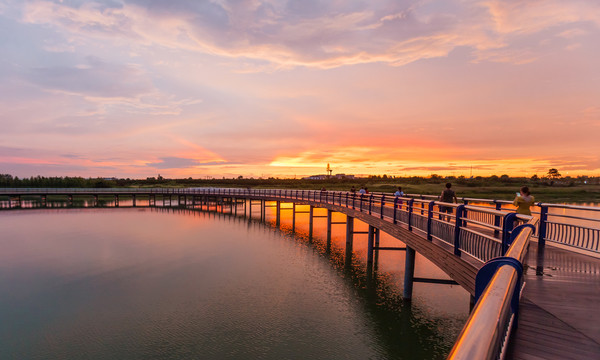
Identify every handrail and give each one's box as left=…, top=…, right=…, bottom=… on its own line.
left=2, top=187, right=599, bottom=254
left=447, top=218, right=537, bottom=360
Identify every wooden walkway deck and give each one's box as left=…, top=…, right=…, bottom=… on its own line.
left=507, top=244, right=600, bottom=359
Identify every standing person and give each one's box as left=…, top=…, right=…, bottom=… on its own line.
left=394, top=187, right=404, bottom=197
left=350, top=186, right=356, bottom=194
left=364, top=187, right=369, bottom=194
left=439, top=183, right=457, bottom=219
left=514, top=186, right=535, bottom=215
left=394, top=186, right=405, bottom=207
left=358, top=186, right=366, bottom=195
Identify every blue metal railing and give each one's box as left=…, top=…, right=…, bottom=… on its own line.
left=447, top=218, right=537, bottom=360
left=2, top=187, right=596, bottom=255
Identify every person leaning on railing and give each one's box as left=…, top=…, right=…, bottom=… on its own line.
left=513, top=186, right=535, bottom=215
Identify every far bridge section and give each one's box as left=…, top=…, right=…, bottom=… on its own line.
left=1, top=187, right=599, bottom=359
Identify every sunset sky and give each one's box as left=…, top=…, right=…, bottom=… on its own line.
left=1, top=0, right=599, bottom=179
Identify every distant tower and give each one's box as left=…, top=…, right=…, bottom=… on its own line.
left=326, top=163, right=333, bottom=177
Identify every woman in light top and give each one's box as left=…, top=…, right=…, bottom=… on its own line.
left=394, top=186, right=404, bottom=197
left=513, top=186, right=535, bottom=215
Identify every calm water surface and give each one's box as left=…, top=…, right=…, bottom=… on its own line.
left=0, top=207, right=469, bottom=359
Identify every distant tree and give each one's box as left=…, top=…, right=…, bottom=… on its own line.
left=429, top=174, right=443, bottom=183
left=546, top=168, right=561, bottom=186
left=500, top=174, right=510, bottom=183
left=547, top=168, right=561, bottom=180
left=531, top=174, right=539, bottom=182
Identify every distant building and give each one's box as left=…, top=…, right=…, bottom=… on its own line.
left=304, top=174, right=355, bottom=180
left=304, top=175, right=328, bottom=180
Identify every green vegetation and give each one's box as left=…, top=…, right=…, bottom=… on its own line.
left=1, top=173, right=599, bottom=204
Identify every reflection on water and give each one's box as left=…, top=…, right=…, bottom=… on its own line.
left=0, top=205, right=469, bottom=359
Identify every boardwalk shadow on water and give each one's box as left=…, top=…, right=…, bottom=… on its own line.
left=1, top=202, right=468, bottom=359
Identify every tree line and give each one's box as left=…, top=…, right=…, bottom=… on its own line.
left=1, top=171, right=598, bottom=188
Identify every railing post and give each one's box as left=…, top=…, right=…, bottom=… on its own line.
left=407, top=199, right=414, bottom=231
left=360, top=194, right=364, bottom=212
left=537, top=204, right=548, bottom=250
left=352, top=193, right=356, bottom=209
left=393, top=197, right=398, bottom=224
left=462, top=199, right=469, bottom=227
left=380, top=195, right=385, bottom=219
left=536, top=204, right=548, bottom=275
left=368, top=194, right=373, bottom=214
left=453, top=205, right=465, bottom=256
left=494, top=200, right=502, bottom=236
left=427, top=201, right=435, bottom=241
left=501, top=213, right=518, bottom=254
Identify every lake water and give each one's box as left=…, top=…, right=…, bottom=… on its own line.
left=0, top=205, right=469, bottom=359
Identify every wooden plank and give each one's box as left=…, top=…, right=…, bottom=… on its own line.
left=508, top=293, right=600, bottom=359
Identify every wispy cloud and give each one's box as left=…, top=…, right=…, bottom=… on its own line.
left=0, top=1, right=597, bottom=178
left=18, top=0, right=599, bottom=69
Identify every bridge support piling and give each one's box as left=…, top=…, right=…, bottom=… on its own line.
left=309, top=206, right=314, bottom=239
left=326, top=210, right=332, bottom=243
left=345, top=216, right=354, bottom=266
left=403, top=246, right=416, bottom=301
left=367, top=225, right=375, bottom=264
left=292, top=203, right=296, bottom=231
left=133, top=195, right=136, bottom=207
left=276, top=201, right=281, bottom=227
left=374, top=228, right=381, bottom=267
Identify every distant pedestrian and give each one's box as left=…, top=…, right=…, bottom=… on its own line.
left=364, top=187, right=369, bottom=194
left=358, top=187, right=366, bottom=195
left=394, top=187, right=404, bottom=197
left=439, top=183, right=457, bottom=219
left=514, top=186, right=535, bottom=215
left=350, top=186, right=356, bottom=194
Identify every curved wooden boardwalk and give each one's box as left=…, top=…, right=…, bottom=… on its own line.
left=507, top=245, right=600, bottom=359
left=1, top=188, right=599, bottom=359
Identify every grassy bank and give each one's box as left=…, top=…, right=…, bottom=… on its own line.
left=138, top=180, right=600, bottom=204
left=3, top=175, right=599, bottom=204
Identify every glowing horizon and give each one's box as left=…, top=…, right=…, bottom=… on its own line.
left=1, top=1, right=599, bottom=179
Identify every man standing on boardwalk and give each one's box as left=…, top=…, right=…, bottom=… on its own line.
left=439, top=183, right=457, bottom=220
